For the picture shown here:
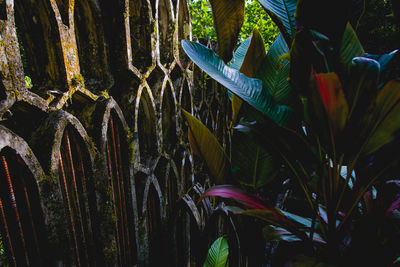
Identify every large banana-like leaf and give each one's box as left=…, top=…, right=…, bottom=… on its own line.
left=232, top=28, right=267, bottom=123
left=340, top=57, right=380, bottom=158
left=339, top=23, right=365, bottom=68
left=181, top=40, right=294, bottom=126
left=311, top=72, right=348, bottom=134
left=363, top=80, right=400, bottom=155
left=346, top=57, right=380, bottom=119
left=228, top=37, right=251, bottom=71
left=209, top=0, right=245, bottom=63
left=231, top=129, right=279, bottom=188
left=364, top=50, right=400, bottom=89
left=182, top=110, right=230, bottom=184
left=227, top=37, right=251, bottom=101
left=256, top=34, right=294, bottom=106
left=203, top=237, right=229, bottom=267
left=258, top=0, right=297, bottom=45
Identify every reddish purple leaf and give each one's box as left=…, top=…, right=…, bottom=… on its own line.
left=312, top=72, right=349, bottom=134
left=386, top=197, right=400, bottom=217
left=199, top=185, right=268, bottom=210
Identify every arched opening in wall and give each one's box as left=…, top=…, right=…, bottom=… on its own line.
left=170, top=65, right=183, bottom=94
left=129, top=0, right=153, bottom=72
left=147, top=66, right=166, bottom=93
left=177, top=0, right=191, bottom=68
left=146, top=184, right=163, bottom=265
left=105, top=110, right=137, bottom=266
left=0, top=147, right=49, bottom=266
left=180, top=79, right=192, bottom=134
left=180, top=79, right=192, bottom=112
left=167, top=160, right=178, bottom=217
left=161, top=84, right=177, bottom=150
left=170, top=195, right=205, bottom=266
left=172, top=146, right=184, bottom=191
left=58, top=126, right=99, bottom=266
left=170, top=207, right=189, bottom=266
left=158, top=0, right=175, bottom=65
left=134, top=172, right=147, bottom=216
left=137, top=89, right=158, bottom=162
left=181, top=154, right=193, bottom=191
left=14, top=0, right=68, bottom=98
left=154, top=156, right=169, bottom=193
left=74, top=0, right=110, bottom=91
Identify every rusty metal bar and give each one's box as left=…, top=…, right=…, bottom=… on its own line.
left=58, top=152, right=81, bottom=267
left=109, top=116, right=127, bottom=264
left=21, top=178, right=42, bottom=265
left=0, top=198, right=16, bottom=266
left=114, top=117, right=132, bottom=263
left=106, top=139, right=123, bottom=266
left=64, top=131, right=89, bottom=265
left=74, top=139, right=96, bottom=267
left=1, top=156, right=30, bottom=266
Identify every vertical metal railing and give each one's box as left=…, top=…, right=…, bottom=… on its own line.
left=58, top=128, right=96, bottom=266
left=0, top=149, right=46, bottom=266
left=105, top=113, right=136, bottom=266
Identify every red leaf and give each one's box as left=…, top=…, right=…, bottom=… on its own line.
left=199, top=185, right=268, bottom=210
left=386, top=197, right=400, bottom=217
left=312, top=72, right=349, bottom=134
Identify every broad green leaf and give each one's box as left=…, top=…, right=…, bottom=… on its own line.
left=243, top=209, right=308, bottom=240
left=228, top=37, right=251, bottom=71
left=231, top=129, right=279, bottom=188
left=256, top=34, right=294, bottom=106
left=263, top=225, right=300, bottom=242
left=262, top=225, right=326, bottom=243
left=280, top=210, right=312, bottom=228
left=181, top=40, right=294, bottom=126
left=227, top=37, right=252, bottom=101
left=339, top=23, right=365, bottom=68
left=364, top=50, right=400, bottom=89
left=239, top=28, right=267, bottom=80
left=337, top=57, right=379, bottom=159
left=258, top=0, right=297, bottom=45
left=363, top=80, right=400, bottom=155
left=203, top=237, right=229, bottom=267
left=233, top=28, right=267, bottom=123
left=311, top=72, right=348, bottom=134
left=209, top=0, right=245, bottom=62
left=346, top=57, right=380, bottom=119
left=182, top=110, right=230, bottom=183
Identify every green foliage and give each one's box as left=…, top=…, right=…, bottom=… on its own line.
left=0, top=234, right=8, bottom=266
left=189, top=0, right=216, bottom=40
left=25, top=75, right=33, bottom=88
left=183, top=0, right=400, bottom=265
left=181, top=40, right=294, bottom=126
left=203, top=237, right=229, bottom=267
left=189, top=0, right=279, bottom=48
left=239, top=0, right=279, bottom=48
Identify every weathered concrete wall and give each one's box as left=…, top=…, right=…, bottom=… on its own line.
left=0, top=0, right=233, bottom=266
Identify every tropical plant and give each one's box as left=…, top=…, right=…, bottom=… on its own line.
left=203, top=237, right=229, bottom=267
left=189, top=0, right=279, bottom=48
left=183, top=0, right=400, bottom=265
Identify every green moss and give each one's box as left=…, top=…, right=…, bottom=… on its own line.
left=70, top=74, right=85, bottom=88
